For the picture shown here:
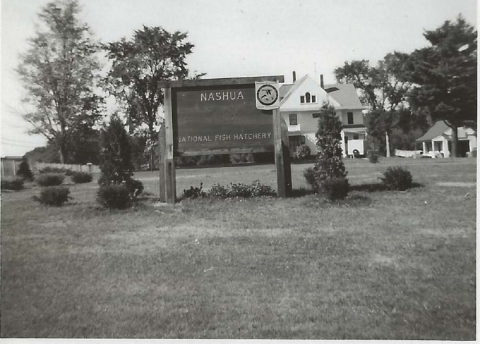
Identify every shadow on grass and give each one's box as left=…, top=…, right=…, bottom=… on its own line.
left=290, top=187, right=315, bottom=197
left=350, top=181, right=424, bottom=193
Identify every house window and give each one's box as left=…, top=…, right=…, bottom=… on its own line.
left=347, top=112, right=354, bottom=124
left=312, top=113, right=321, bottom=118
left=312, top=95, right=317, bottom=103
left=289, top=114, right=297, bottom=125
left=353, top=134, right=359, bottom=140
left=305, top=92, right=311, bottom=103
left=300, top=96, right=305, bottom=103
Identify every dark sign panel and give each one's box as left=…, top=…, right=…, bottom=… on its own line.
left=173, top=84, right=273, bottom=155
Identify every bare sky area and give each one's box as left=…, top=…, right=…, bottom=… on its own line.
left=1, top=0, right=477, bottom=156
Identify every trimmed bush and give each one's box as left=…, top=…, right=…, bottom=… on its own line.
left=296, top=144, right=311, bottom=160
left=182, top=183, right=206, bottom=199
left=17, top=159, right=34, bottom=181
left=36, top=173, right=65, bottom=186
left=97, top=184, right=131, bottom=209
left=320, top=177, right=350, bottom=200
left=1, top=177, right=24, bottom=191
left=208, top=180, right=274, bottom=198
left=34, top=186, right=71, bottom=206
left=380, top=166, right=413, bottom=191
left=125, top=178, right=144, bottom=198
left=230, top=153, right=255, bottom=164
left=71, top=171, right=93, bottom=184
left=368, top=151, right=379, bottom=163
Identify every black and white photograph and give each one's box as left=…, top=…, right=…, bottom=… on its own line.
left=1, top=0, right=477, bottom=340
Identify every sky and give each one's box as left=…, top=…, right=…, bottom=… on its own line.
left=1, top=0, right=477, bottom=157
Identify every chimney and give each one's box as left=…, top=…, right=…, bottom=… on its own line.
left=292, top=71, right=296, bottom=82
left=320, top=74, right=324, bottom=89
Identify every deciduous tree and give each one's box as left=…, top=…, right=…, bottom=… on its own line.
left=103, top=26, right=203, bottom=169
left=17, top=0, right=104, bottom=163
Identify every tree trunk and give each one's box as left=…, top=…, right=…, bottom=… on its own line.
left=451, top=124, right=458, bottom=158
left=385, top=131, right=391, bottom=157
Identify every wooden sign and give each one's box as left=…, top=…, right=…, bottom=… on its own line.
left=158, top=76, right=291, bottom=203
left=174, top=84, right=274, bottom=155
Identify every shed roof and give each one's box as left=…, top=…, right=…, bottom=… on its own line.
left=416, top=121, right=449, bottom=142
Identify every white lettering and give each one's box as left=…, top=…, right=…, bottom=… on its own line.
left=237, top=91, right=244, bottom=100
left=201, top=93, right=207, bottom=101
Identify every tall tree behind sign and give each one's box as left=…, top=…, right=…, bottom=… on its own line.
left=17, top=0, right=104, bottom=164
left=406, top=15, right=477, bottom=157
left=103, top=26, right=203, bottom=169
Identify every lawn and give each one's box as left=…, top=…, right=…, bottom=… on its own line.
left=1, top=157, right=476, bottom=339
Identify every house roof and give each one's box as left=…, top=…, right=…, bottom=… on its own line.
left=324, top=83, right=365, bottom=109
left=279, top=74, right=310, bottom=105
left=416, top=121, right=449, bottom=142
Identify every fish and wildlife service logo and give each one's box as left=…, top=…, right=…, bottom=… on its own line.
left=255, top=82, right=280, bottom=110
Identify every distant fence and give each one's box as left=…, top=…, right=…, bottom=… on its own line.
left=33, top=162, right=101, bottom=174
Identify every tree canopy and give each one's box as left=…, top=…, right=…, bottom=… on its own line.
left=17, top=0, right=104, bottom=163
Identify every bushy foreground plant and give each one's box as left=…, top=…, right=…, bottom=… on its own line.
left=182, top=183, right=207, bottom=199
left=71, top=171, right=93, bottom=184
left=182, top=180, right=275, bottom=200
left=97, top=184, right=131, bottom=209
left=1, top=177, right=25, bottom=191
left=304, top=103, right=349, bottom=200
left=33, top=186, right=71, bottom=206
left=97, top=116, right=143, bottom=209
left=320, top=177, right=350, bottom=200
left=380, top=166, right=413, bottom=191
left=17, top=159, right=34, bottom=181
left=36, top=173, right=65, bottom=186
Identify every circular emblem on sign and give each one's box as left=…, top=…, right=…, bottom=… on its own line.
left=257, top=84, right=279, bottom=106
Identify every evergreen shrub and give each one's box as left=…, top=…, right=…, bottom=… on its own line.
left=380, top=166, right=413, bottom=191
left=71, top=171, right=93, bottom=184
left=182, top=183, right=207, bottom=199
left=17, top=159, right=34, bottom=181
left=36, top=173, right=65, bottom=186
left=34, top=186, right=71, bottom=206
left=97, top=184, right=131, bottom=209
left=320, top=177, right=350, bottom=200
left=368, top=151, right=379, bottom=163
left=1, top=177, right=24, bottom=191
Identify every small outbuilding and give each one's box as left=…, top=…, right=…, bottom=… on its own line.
left=415, top=121, right=477, bottom=158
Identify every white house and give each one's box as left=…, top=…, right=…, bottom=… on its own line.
left=415, top=121, right=477, bottom=158
left=279, top=74, right=367, bottom=157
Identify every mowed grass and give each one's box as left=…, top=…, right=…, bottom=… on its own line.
left=1, top=158, right=476, bottom=339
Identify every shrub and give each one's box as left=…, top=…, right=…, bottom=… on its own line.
left=296, top=144, right=311, bottom=160
left=208, top=183, right=230, bottom=198
left=368, top=151, right=379, bottom=163
left=182, top=183, right=206, bottom=199
left=98, top=115, right=134, bottom=185
left=230, top=153, right=255, bottom=164
left=36, top=173, right=65, bottom=186
left=303, top=167, right=316, bottom=190
left=1, top=177, right=24, bottom=191
left=33, top=186, right=71, bottom=206
left=209, top=180, right=274, bottom=198
left=71, top=171, right=93, bottom=184
left=380, top=166, right=413, bottom=191
left=320, top=177, right=350, bottom=200
left=17, top=159, right=34, bottom=181
left=97, top=184, right=131, bottom=209
left=125, top=178, right=144, bottom=198
left=304, top=103, right=347, bottom=192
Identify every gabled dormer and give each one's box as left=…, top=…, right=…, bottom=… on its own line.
left=279, top=75, right=340, bottom=112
